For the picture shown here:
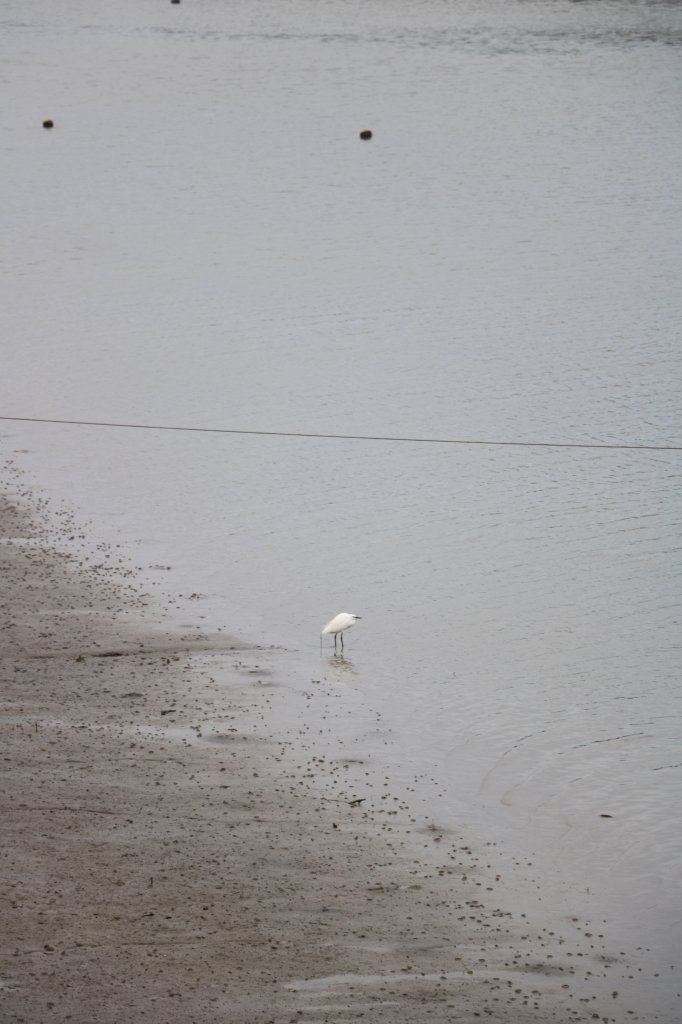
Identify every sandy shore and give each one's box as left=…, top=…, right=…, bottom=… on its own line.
left=1, top=463, right=631, bottom=1023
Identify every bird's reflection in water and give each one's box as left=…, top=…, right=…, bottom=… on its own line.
left=324, top=653, right=357, bottom=676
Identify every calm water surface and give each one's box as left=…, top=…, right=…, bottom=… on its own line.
left=2, top=1, right=682, bottom=1018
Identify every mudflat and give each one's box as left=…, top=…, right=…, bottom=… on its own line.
left=1, top=466, right=625, bottom=1023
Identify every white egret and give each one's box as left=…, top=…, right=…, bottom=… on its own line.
left=321, top=612, right=361, bottom=652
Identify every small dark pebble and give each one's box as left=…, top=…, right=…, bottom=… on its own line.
left=359, top=129, right=372, bottom=140
left=42, top=119, right=54, bottom=129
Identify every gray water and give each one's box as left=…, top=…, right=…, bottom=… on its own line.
left=3, top=1, right=682, bottom=1018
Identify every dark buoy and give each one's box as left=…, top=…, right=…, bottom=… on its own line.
left=42, top=119, right=54, bottom=129
left=359, top=129, right=372, bottom=140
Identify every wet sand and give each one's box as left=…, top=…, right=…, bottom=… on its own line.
left=1, top=461, right=633, bottom=1023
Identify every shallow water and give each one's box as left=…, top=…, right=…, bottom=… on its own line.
left=3, top=1, right=682, bottom=1017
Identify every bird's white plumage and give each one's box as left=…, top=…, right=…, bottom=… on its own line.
left=321, top=612, right=361, bottom=636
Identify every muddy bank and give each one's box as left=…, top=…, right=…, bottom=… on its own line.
left=1, top=463, right=634, bottom=1022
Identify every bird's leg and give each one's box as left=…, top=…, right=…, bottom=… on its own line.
left=340, top=632, right=344, bottom=651
left=334, top=633, right=338, bottom=653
